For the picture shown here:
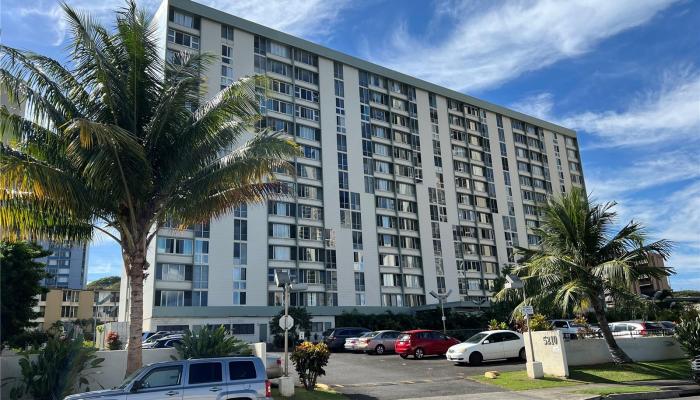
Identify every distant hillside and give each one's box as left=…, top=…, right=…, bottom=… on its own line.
left=87, top=276, right=120, bottom=291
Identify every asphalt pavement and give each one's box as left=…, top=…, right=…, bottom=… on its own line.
left=272, top=351, right=525, bottom=400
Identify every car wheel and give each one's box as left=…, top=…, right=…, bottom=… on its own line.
left=414, top=347, right=425, bottom=359
left=469, top=352, right=483, bottom=366
left=375, top=344, right=385, bottom=355
left=400, top=354, right=408, bottom=359
left=519, top=347, right=526, bottom=361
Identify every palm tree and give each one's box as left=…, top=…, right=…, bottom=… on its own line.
left=505, top=188, right=672, bottom=363
left=0, top=1, right=297, bottom=373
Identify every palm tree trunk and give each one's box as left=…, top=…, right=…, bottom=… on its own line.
left=124, top=251, right=147, bottom=375
left=593, top=298, right=633, bottom=364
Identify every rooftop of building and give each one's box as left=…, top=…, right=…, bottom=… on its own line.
left=166, top=0, right=577, bottom=138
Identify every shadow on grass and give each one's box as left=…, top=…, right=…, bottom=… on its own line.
left=569, top=359, right=691, bottom=384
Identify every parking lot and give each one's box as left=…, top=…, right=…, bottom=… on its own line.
left=273, top=351, right=525, bottom=400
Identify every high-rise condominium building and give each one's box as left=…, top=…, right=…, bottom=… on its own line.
left=121, top=0, right=585, bottom=341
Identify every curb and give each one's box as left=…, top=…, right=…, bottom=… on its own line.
left=582, top=387, right=700, bottom=400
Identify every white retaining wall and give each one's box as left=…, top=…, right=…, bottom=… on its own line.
left=565, top=336, right=687, bottom=366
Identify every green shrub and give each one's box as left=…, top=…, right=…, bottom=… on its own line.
left=9, top=336, right=104, bottom=400
left=515, top=313, right=552, bottom=332
left=290, top=342, right=330, bottom=390
left=6, top=330, right=49, bottom=350
left=488, top=319, right=508, bottom=330
left=175, top=325, right=251, bottom=359
left=675, top=316, right=700, bottom=356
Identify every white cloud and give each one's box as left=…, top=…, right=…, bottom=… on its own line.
left=201, top=0, right=353, bottom=39
left=584, top=150, right=700, bottom=200
left=369, top=0, right=677, bottom=92
left=3, top=0, right=352, bottom=46
left=509, top=92, right=554, bottom=121
left=561, top=66, right=700, bottom=147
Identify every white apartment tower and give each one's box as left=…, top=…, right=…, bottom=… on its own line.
left=121, top=0, right=586, bottom=341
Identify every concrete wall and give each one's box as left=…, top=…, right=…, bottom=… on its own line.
left=565, top=336, right=687, bottom=366
left=524, top=330, right=569, bottom=377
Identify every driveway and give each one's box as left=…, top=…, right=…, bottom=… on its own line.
left=272, top=351, right=525, bottom=400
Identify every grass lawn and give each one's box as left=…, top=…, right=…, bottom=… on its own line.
left=271, top=385, right=348, bottom=399
left=574, top=386, right=659, bottom=396
left=471, top=359, right=690, bottom=391
left=569, top=359, right=690, bottom=383
left=472, top=371, right=581, bottom=390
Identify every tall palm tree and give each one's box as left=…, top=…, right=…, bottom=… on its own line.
left=0, top=1, right=297, bottom=373
left=505, top=188, right=672, bottom=363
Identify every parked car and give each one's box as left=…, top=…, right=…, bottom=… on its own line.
left=324, top=327, right=371, bottom=351
left=266, top=355, right=282, bottom=379
left=659, top=321, right=677, bottom=333
left=446, top=330, right=525, bottom=366
left=395, top=330, right=460, bottom=359
left=359, top=330, right=402, bottom=354
left=344, top=331, right=376, bottom=352
left=149, top=334, right=184, bottom=349
left=550, top=319, right=584, bottom=339
left=142, top=331, right=183, bottom=347
left=64, top=356, right=271, bottom=400
left=609, top=321, right=667, bottom=336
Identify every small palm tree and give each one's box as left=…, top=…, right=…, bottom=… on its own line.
left=0, top=1, right=297, bottom=373
left=504, top=188, right=672, bottom=363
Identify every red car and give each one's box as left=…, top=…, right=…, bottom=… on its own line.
left=395, top=330, right=461, bottom=359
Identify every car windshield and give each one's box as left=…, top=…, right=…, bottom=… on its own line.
left=398, top=334, right=411, bottom=341
left=361, top=332, right=376, bottom=338
left=464, top=333, right=489, bottom=343
left=116, top=366, right=147, bottom=389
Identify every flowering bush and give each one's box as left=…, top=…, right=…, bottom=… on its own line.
left=106, top=331, right=122, bottom=350
left=290, top=342, right=330, bottom=390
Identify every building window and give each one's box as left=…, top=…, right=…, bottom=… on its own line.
left=192, top=291, right=208, bottom=307
left=193, top=265, right=208, bottom=289
left=156, top=237, right=193, bottom=255
left=167, top=29, right=199, bottom=49
left=159, top=263, right=186, bottom=281
left=160, top=291, right=185, bottom=307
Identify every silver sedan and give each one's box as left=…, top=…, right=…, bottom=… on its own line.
left=359, top=330, right=402, bottom=354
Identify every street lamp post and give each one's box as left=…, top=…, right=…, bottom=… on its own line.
left=429, top=290, right=452, bottom=334
left=274, top=271, right=308, bottom=396
left=505, top=275, right=542, bottom=379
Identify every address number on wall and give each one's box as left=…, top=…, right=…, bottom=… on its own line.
left=543, top=335, right=559, bottom=346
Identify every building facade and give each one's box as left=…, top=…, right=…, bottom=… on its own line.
left=121, top=0, right=585, bottom=339
left=37, top=241, right=89, bottom=289
left=33, top=289, right=94, bottom=330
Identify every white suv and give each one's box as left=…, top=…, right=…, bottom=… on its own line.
left=550, top=319, right=583, bottom=339
left=64, top=356, right=270, bottom=400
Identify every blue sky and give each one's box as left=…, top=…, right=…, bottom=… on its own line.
left=2, top=0, right=698, bottom=290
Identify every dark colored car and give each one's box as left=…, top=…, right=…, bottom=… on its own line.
left=395, top=329, right=460, bottom=359
left=323, top=327, right=371, bottom=351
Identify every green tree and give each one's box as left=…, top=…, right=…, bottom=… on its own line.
left=500, top=188, right=673, bottom=363
left=271, top=307, right=312, bottom=346
left=0, top=1, right=297, bottom=373
left=0, top=241, right=50, bottom=344
left=86, top=276, right=120, bottom=290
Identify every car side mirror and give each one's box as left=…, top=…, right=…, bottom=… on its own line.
left=482, top=340, right=490, bottom=344
left=130, top=380, right=142, bottom=393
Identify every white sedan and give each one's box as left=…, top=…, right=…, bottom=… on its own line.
left=446, top=330, right=526, bottom=365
